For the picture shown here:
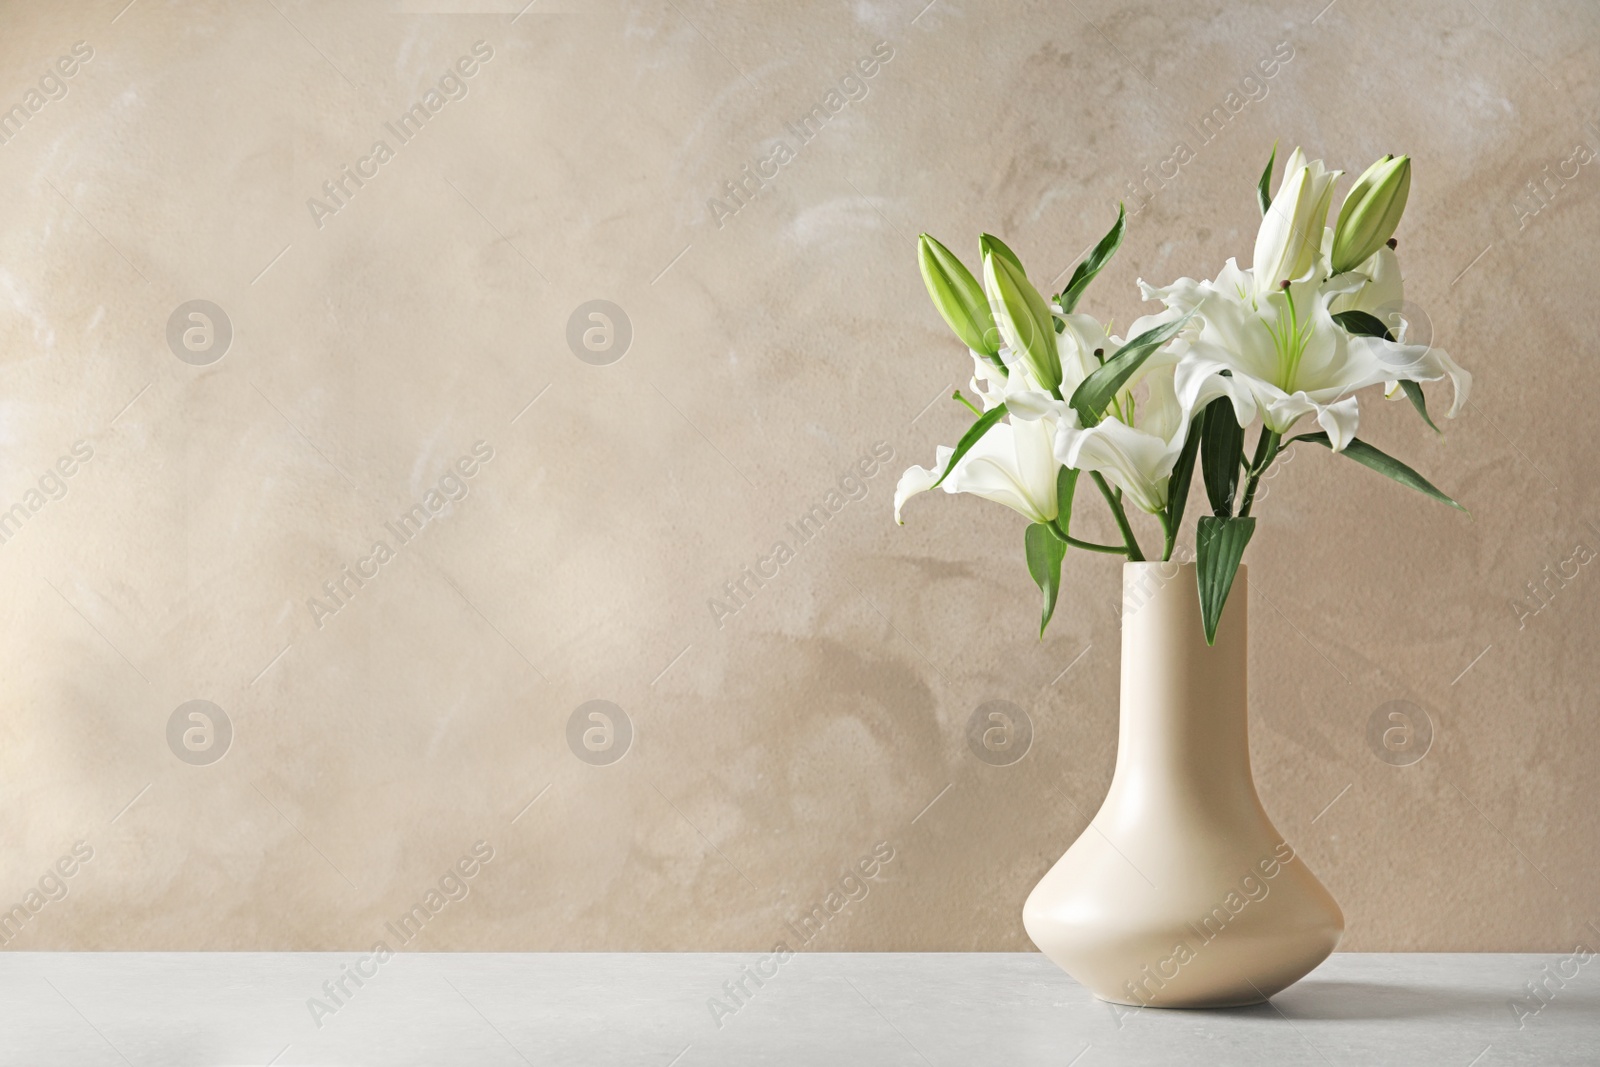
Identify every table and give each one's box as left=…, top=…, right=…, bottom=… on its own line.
left=0, top=952, right=1593, bottom=1065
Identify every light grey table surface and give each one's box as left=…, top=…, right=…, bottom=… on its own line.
left=0, top=952, right=1591, bottom=1066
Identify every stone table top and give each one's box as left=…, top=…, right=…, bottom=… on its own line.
left=0, top=952, right=1592, bottom=1065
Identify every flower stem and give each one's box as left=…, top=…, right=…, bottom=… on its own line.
left=1072, top=536, right=1129, bottom=554
left=1046, top=517, right=1125, bottom=554
left=1157, top=507, right=1175, bottom=562
left=1092, top=471, right=1145, bottom=561
left=1237, top=428, right=1282, bottom=517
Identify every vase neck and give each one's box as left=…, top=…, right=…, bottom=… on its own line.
left=1112, top=562, right=1255, bottom=796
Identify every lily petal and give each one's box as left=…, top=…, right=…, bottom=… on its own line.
left=896, top=416, right=1062, bottom=526
left=894, top=449, right=951, bottom=524
left=1313, top=394, right=1361, bottom=451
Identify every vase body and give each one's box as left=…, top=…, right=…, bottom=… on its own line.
left=1023, top=562, right=1343, bottom=1007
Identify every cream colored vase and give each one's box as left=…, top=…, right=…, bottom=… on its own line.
left=1024, top=562, right=1343, bottom=1008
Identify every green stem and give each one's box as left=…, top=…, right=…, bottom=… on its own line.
left=1072, top=536, right=1129, bottom=554
left=1237, top=428, right=1282, bottom=517
left=1157, top=507, right=1175, bottom=562
left=1046, top=518, right=1125, bottom=554
left=1091, top=471, right=1145, bottom=561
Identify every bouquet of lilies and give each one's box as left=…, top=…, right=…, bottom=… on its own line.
left=895, top=145, right=1472, bottom=642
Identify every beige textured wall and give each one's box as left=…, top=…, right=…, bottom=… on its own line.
left=1, top=0, right=1596, bottom=954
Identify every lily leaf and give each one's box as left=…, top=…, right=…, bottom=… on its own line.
left=1166, top=417, right=1201, bottom=542
left=1399, top=380, right=1441, bottom=434
left=1058, top=204, right=1127, bottom=313
left=1025, top=522, right=1068, bottom=638
left=1330, top=310, right=1441, bottom=432
left=1196, top=515, right=1256, bottom=645
left=1330, top=309, right=1391, bottom=340
left=1068, top=308, right=1196, bottom=427
left=1200, top=397, right=1245, bottom=516
left=1055, top=464, right=1079, bottom=533
left=1256, top=141, right=1277, bottom=216
left=932, top=403, right=1006, bottom=489
left=1295, top=432, right=1467, bottom=512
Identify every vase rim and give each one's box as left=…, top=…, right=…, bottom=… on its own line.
left=1121, top=560, right=1248, bottom=574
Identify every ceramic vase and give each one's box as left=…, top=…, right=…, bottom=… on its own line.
left=1023, top=562, right=1343, bottom=1007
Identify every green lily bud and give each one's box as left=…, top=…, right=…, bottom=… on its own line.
left=978, top=232, right=1027, bottom=278
left=918, top=234, right=998, bottom=356
left=1331, top=154, right=1410, bottom=275
left=983, top=249, right=1061, bottom=394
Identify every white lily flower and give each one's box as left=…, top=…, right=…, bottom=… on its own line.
left=1252, top=147, right=1341, bottom=298
left=964, top=349, right=1013, bottom=410
left=1327, top=244, right=1410, bottom=399
left=1141, top=258, right=1471, bottom=451
left=984, top=308, right=1237, bottom=515
left=1327, top=244, right=1403, bottom=319
left=894, top=408, right=1061, bottom=525
left=958, top=302, right=1109, bottom=421
left=1054, top=311, right=1113, bottom=396
left=895, top=290, right=1119, bottom=530
left=1050, top=316, right=1237, bottom=514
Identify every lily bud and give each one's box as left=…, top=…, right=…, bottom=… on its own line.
left=1252, top=147, right=1341, bottom=297
left=978, top=232, right=1027, bottom=278
left=918, top=234, right=998, bottom=356
left=983, top=249, right=1061, bottom=393
left=1330, top=154, right=1410, bottom=275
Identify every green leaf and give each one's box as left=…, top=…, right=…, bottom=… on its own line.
left=1400, top=380, right=1441, bottom=434
left=979, top=233, right=1026, bottom=277
left=1200, top=397, right=1245, bottom=516
left=1196, top=515, right=1256, bottom=645
left=1330, top=312, right=1441, bottom=434
left=1165, top=411, right=1203, bottom=543
left=1058, top=204, right=1127, bottom=313
left=1055, top=465, right=1079, bottom=532
left=1025, top=522, right=1068, bottom=638
left=1068, top=309, right=1196, bottom=427
left=1256, top=141, right=1277, bottom=216
left=1330, top=309, right=1391, bottom=340
left=1295, top=432, right=1466, bottom=512
left=932, top=403, right=1006, bottom=489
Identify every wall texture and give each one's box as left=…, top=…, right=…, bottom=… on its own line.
left=1, top=0, right=1596, bottom=955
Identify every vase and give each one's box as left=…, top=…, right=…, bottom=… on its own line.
left=1023, top=561, right=1343, bottom=1007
